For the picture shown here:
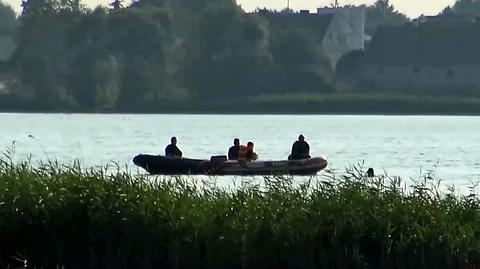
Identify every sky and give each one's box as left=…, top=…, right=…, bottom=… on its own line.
left=2, top=0, right=457, bottom=18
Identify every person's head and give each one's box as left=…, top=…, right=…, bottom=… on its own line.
left=298, top=135, right=305, bottom=142
left=171, top=137, right=177, bottom=145
left=247, top=141, right=254, bottom=149
left=234, top=138, right=240, bottom=146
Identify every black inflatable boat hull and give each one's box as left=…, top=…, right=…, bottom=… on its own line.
left=133, top=154, right=328, bottom=176
left=133, top=154, right=208, bottom=175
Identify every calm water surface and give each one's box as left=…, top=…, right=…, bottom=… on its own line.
left=1, top=113, right=480, bottom=188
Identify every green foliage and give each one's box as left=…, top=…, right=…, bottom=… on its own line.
left=452, top=0, right=480, bottom=16
left=0, top=1, right=17, bottom=62
left=247, top=93, right=480, bottom=114
left=261, top=11, right=334, bottom=93
left=7, top=0, right=343, bottom=111
left=0, top=159, right=479, bottom=268
left=10, top=0, right=479, bottom=113
left=14, top=0, right=81, bottom=108
left=103, top=6, right=172, bottom=105
left=364, top=0, right=409, bottom=35
left=335, top=50, right=365, bottom=81
left=184, top=6, right=276, bottom=97
left=0, top=1, right=17, bottom=36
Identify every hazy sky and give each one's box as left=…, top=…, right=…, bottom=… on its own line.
left=3, top=0, right=457, bottom=18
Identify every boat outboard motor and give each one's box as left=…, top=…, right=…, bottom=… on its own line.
left=210, top=155, right=227, bottom=167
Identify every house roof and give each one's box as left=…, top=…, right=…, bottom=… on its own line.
left=365, top=21, right=480, bottom=66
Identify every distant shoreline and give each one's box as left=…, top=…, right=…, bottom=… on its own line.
left=3, top=93, right=480, bottom=116
left=2, top=110, right=480, bottom=117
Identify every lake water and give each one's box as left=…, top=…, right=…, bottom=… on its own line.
left=1, top=113, right=480, bottom=190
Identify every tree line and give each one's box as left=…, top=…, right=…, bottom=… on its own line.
left=1, top=0, right=478, bottom=112
left=0, top=0, right=334, bottom=111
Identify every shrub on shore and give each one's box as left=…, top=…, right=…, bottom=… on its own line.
left=0, top=159, right=479, bottom=269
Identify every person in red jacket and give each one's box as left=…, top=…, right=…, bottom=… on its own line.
left=238, top=144, right=248, bottom=161
left=238, top=141, right=258, bottom=161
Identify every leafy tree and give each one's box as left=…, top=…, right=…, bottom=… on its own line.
left=335, top=50, right=365, bottom=81
left=439, top=6, right=455, bottom=16
left=0, top=1, right=17, bottom=63
left=67, top=5, right=172, bottom=108
left=109, top=0, right=123, bottom=11
left=452, top=0, right=480, bottom=16
left=270, top=27, right=333, bottom=92
left=15, top=0, right=84, bottom=108
left=365, top=0, right=408, bottom=34
left=107, top=7, right=172, bottom=105
left=7, top=0, right=340, bottom=111
left=177, top=1, right=275, bottom=97
left=0, top=1, right=17, bottom=36
left=21, top=0, right=58, bottom=17
left=65, top=7, right=110, bottom=108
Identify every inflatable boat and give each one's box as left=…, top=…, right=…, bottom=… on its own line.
left=133, top=154, right=328, bottom=176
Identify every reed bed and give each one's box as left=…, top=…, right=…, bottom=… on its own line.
left=0, top=158, right=479, bottom=269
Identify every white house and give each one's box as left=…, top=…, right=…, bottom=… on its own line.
left=319, top=7, right=365, bottom=69
left=258, top=6, right=365, bottom=70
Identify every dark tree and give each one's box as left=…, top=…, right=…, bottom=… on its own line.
left=452, top=0, right=480, bottom=16
left=365, top=0, right=409, bottom=35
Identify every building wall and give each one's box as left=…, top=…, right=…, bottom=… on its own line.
left=321, top=7, right=365, bottom=69
left=362, top=65, right=480, bottom=90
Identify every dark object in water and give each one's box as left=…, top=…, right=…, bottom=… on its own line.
left=133, top=154, right=328, bottom=176
left=367, top=168, right=375, bottom=177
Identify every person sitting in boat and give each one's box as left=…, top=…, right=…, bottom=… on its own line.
left=228, top=138, right=240, bottom=160
left=246, top=142, right=258, bottom=161
left=288, top=135, right=311, bottom=160
left=237, top=141, right=258, bottom=162
left=165, top=137, right=182, bottom=158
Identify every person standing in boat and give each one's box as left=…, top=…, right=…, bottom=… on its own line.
left=288, top=135, right=311, bottom=160
left=165, top=137, right=182, bottom=158
left=228, top=138, right=240, bottom=160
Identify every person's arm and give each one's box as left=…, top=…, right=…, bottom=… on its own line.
left=305, top=142, right=311, bottom=158
left=292, top=142, right=300, bottom=155
left=165, top=145, right=171, bottom=156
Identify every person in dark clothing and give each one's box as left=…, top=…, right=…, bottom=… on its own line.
left=228, top=138, right=240, bottom=160
left=165, top=137, right=182, bottom=158
left=246, top=141, right=258, bottom=161
left=289, top=135, right=311, bottom=160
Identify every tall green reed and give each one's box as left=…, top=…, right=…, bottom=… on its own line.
left=0, top=158, right=479, bottom=269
